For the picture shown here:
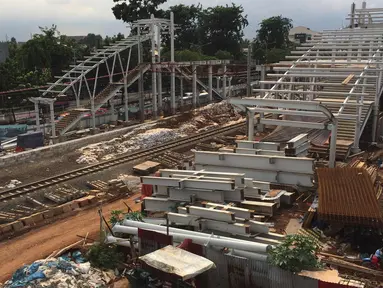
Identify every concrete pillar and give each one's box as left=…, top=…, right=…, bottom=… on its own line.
left=222, top=64, right=227, bottom=98
left=350, top=3, right=356, bottom=28
left=217, top=77, right=220, bottom=90
left=248, top=110, right=255, bottom=141
left=34, top=102, right=41, bottom=131
left=50, top=102, right=56, bottom=137
left=228, top=77, right=232, bottom=98
left=208, top=65, right=213, bottom=103
left=124, top=77, right=129, bottom=122
left=329, top=120, right=338, bottom=168
left=192, top=64, right=197, bottom=109
left=90, top=98, right=96, bottom=130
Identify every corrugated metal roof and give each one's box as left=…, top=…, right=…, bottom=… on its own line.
left=317, top=168, right=383, bottom=226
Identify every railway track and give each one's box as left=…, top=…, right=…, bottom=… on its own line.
left=0, top=121, right=245, bottom=202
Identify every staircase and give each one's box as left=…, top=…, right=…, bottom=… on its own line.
left=174, top=66, right=225, bottom=101
left=55, top=63, right=150, bottom=135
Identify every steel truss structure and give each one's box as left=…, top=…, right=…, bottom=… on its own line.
left=245, top=2, right=383, bottom=161
left=40, top=13, right=234, bottom=137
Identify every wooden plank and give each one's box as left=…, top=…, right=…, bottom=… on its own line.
left=342, top=74, right=355, bottom=85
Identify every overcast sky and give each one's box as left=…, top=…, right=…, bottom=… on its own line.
left=0, top=0, right=380, bottom=41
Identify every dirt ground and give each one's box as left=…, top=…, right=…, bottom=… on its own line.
left=0, top=193, right=140, bottom=283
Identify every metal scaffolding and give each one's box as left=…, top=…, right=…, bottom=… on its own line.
left=247, top=1, right=383, bottom=160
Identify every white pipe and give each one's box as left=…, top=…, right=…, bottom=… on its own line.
left=120, top=220, right=269, bottom=246
left=109, top=227, right=271, bottom=253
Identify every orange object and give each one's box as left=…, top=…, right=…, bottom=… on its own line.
left=141, top=171, right=161, bottom=200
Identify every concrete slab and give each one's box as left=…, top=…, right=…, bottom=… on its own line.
left=285, top=219, right=302, bottom=235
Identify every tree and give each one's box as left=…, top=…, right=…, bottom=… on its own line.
left=112, top=0, right=166, bottom=24
left=268, top=234, right=322, bottom=273
left=215, top=50, right=233, bottom=60
left=164, top=4, right=203, bottom=50
left=80, top=33, right=103, bottom=49
left=256, top=16, right=292, bottom=50
left=199, top=4, right=248, bottom=59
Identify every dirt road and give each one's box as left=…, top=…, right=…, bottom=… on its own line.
left=0, top=195, right=140, bottom=283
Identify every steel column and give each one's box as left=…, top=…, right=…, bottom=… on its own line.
left=373, top=70, right=382, bottom=142
left=208, top=65, right=213, bottom=103
left=247, top=44, right=252, bottom=97
left=34, top=102, right=40, bottom=131
left=124, top=77, right=129, bottom=122
left=50, top=102, right=56, bottom=138
left=192, top=64, right=197, bottom=108
left=151, top=15, right=158, bottom=119
left=329, top=118, right=338, bottom=168
left=180, top=77, right=184, bottom=109
left=248, top=110, right=255, bottom=141
left=157, top=26, right=163, bottom=115
left=223, top=64, right=227, bottom=98
left=170, top=12, right=176, bottom=114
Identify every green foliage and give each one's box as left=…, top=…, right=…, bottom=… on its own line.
left=112, top=0, right=167, bottom=23
left=268, top=234, right=322, bottom=272
left=257, top=16, right=293, bottom=50
left=87, top=243, right=124, bottom=270
left=215, top=50, right=233, bottom=60
left=110, top=210, right=144, bottom=226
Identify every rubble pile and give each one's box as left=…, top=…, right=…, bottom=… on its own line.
left=77, top=128, right=183, bottom=164
left=3, top=255, right=112, bottom=288
left=76, top=101, right=243, bottom=164
left=0, top=179, right=22, bottom=190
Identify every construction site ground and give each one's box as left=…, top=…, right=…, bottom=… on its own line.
left=0, top=193, right=140, bottom=283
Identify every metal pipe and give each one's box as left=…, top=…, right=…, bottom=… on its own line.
left=113, top=224, right=271, bottom=253
left=50, top=102, right=56, bottom=138
left=192, top=64, right=197, bottom=108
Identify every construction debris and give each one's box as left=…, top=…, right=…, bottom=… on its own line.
left=0, top=179, right=22, bottom=190
left=3, top=254, right=113, bottom=288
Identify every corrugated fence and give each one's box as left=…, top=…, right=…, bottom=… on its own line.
left=204, top=247, right=358, bottom=288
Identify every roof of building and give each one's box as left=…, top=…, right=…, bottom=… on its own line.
left=317, top=168, right=383, bottom=226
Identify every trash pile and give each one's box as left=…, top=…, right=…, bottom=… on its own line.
left=0, top=179, right=22, bottom=190
left=77, top=128, right=183, bottom=164
left=3, top=251, right=112, bottom=288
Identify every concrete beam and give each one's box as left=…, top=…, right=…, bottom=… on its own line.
left=195, top=164, right=313, bottom=187
left=236, top=141, right=281, bottom=151
left=194, top=150, right=314, bottom=174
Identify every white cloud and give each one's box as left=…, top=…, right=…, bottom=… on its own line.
left=0, top=0, right=381, bottom=41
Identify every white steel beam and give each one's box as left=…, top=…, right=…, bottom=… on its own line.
left=168, top=187, right=225, bottom=203
left=252, top=89, right=369, bottom=97
left=141, top=176, right=235, bottom=191
left=259, top=118, right=331, bottom=130
left=167, top=212, right=200, bottom=227
left=234, top=148, right=285, bottom=157
left=236, top=140, right=281, bottom=151
left=287, top=134, right=308, bottom=148
left=200, top=219, right=250, bottom=235
left=285, top=142, right=310, bottom=156
left=195, top=164, right=314, bottom=187
left=194, top=150, right=314, bottom=174
left=186, top=206, right=235, bottom=223
left=268, top=73, right=377, bottom=78
left=143, top=197, right=178, bottom=212
left=247, top=179, right=271, bottom=192
left=204, top=203, right=255, bottom=220
left=240, top=201, right=277, bottom=216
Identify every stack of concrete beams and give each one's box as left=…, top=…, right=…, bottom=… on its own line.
left=284, top=134, right=309, bottom=157
left=141, top=169, right=293, bottom=216
left=193, top=147, right=315, bottom=187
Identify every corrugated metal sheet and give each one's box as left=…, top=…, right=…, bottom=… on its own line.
left=317, top=168, right=383, bottom=226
